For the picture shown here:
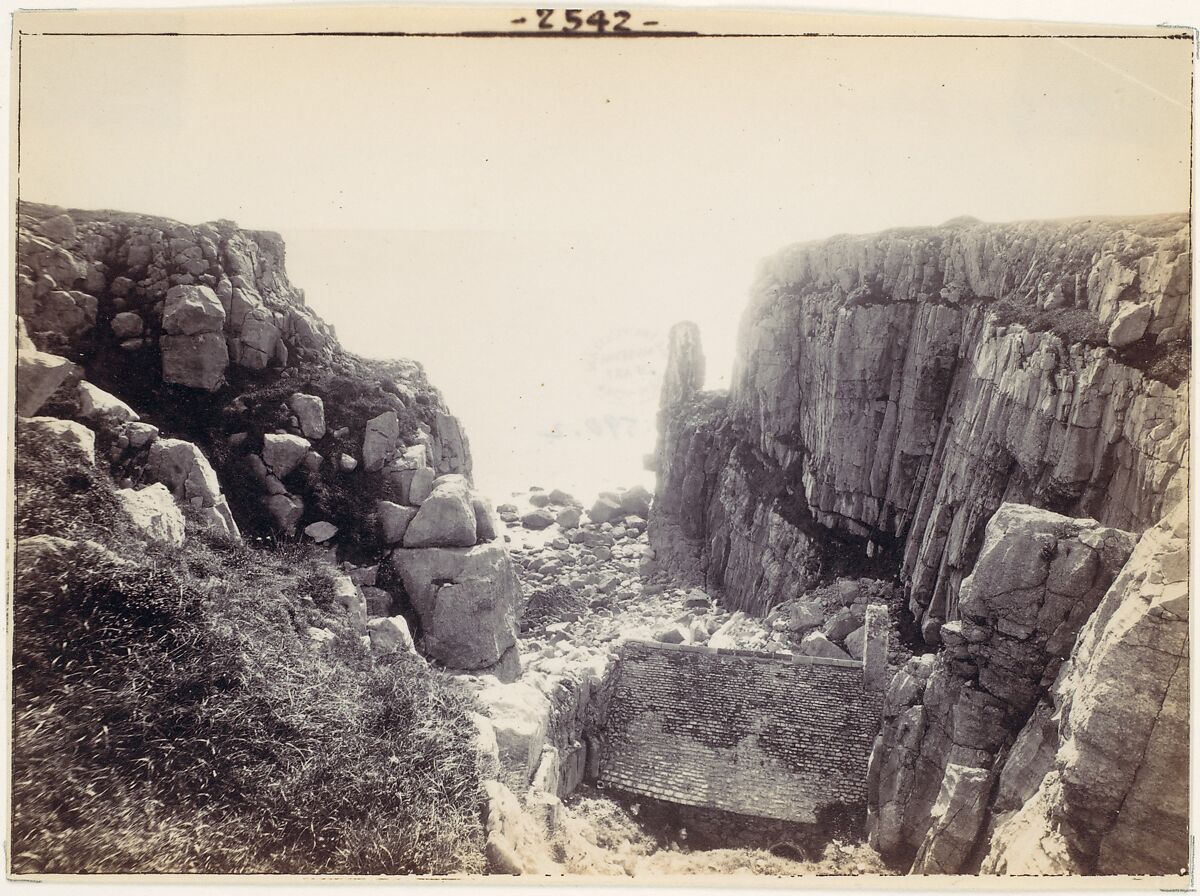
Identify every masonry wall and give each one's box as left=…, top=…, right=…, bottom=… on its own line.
left=598, top=640, right=883, bottom=824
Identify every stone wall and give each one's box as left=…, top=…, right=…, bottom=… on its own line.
left=598, top=635, right=885, bottom=826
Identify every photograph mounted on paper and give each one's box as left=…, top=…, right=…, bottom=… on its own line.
left=6, top=3, right=1193, bottom=882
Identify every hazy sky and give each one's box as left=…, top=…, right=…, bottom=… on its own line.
left=16, top=27, right=1192, bottom=497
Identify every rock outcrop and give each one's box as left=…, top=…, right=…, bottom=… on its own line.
left=649, top=216, right=1189, bottom=636
left=15, top=201, right=502, bottom=688
left=867, top=498, right=1188, bottom=875
left=391, top=542, right=521, bottom=678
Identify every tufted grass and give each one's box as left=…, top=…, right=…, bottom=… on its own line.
left=11, top=424, right=485, bottom=875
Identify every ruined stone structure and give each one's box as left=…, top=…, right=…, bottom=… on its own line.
left=598, top=605, right=889, bottom=830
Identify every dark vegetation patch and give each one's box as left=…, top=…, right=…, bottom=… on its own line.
left=1115, top=333, right=1191, bottom=390
left=12, top=427, right=485, bottom=875
left=988, top=296, right=1109, bottom=347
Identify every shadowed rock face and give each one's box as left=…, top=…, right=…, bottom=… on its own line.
left=866, top=504, right=1137, bottom=871
left=649, top=216, right=1189, bottom=633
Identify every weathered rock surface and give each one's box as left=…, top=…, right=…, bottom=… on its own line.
left=390, top=542, right=521, bottom=675
left=649, top=216, right=1189, bottom=633
left=22, top=417, right=96, bottom=464
left=146, top=437, right=240, bottom=538
left=403, top=475, right=478, bottom=548
left=867, top=499, right=1189, bottom=876
left=77, top=381, right=140, bottom=422
left=16, top=348, right=81, bottom=417
left=288, top=392, right=326, bottom=440
left=116, top=483, right=186, bottom=547
left=984, top=494, right=1190, bottom=875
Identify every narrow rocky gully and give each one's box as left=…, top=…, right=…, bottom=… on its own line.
left=464, top=482, right=902, bottom=876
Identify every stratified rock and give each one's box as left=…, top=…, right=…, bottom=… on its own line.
left=15, top=349, right=80, bottom=417
left=362, top=410, right=399, bottom=473
left=390, top=542, right=521, bottom=675
left=867, top=503, right=1136, bottom=871
left=289, top=392, right=326, bottom=440
left=1036, top=498, right=1188, bottom=874
left=116, top=483, right=185, bottom=547
left=22, top=417, right=95, bottom=464
left=77, top=381, right=139, bottom=423
left=912, top=765, right=994, bottom=874
left=648, top=216, right=1189, bottom=631
left=403, top=474, right=478, bottom=548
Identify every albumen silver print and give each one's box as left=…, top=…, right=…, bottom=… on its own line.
left=5, top=2, right=1194, bottom=886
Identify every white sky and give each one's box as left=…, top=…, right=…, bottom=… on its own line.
left=14, top=20, right=1193, bottom=499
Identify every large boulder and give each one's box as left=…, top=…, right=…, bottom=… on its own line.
left=377, top=500, right=418, bottom=545
left=146, top=437, right=240, bottom=538
left=22, top=417, right=95, bottom=464
left=390, top=542, right=521, bottom=675
left=15, top=349, right=80, bottom=417
left=162, top=284, right=226, bottom=336
left=289, top=392, right=326, bottom=440
left=115, top=483, right=186, bottom=547
left=619, top=484, right=652, bottom=518
left=77, top=381, right=139, bottom=423
left=521, top=508, right=555, bottom=531
left=161, top=285, right=229, bottom=390
left=362, top=411, right=399, bottom=473
left=403, top=474, right=478, bottom=548
left=1107, top=302, right=1152, bottom=347
left=261, top=433, right=311, bottom=478
left=588, top=495, right=622, bottom=524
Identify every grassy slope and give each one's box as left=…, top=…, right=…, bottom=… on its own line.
left=10, top=423, right=485, bottom=875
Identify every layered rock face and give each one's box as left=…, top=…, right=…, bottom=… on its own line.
left=650, top=216, right=1189, bottom=635
left=869, top=497, right=1188, bottom=875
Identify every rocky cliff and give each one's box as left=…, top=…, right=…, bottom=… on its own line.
left=649, top=214, right=1190, bottom=876
left=650, top=216, right=1189, bottom=639
left=14, top=201, right=519, bottom=679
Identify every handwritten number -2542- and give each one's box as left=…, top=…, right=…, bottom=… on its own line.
left=536, top=9, right=632, bottom=32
